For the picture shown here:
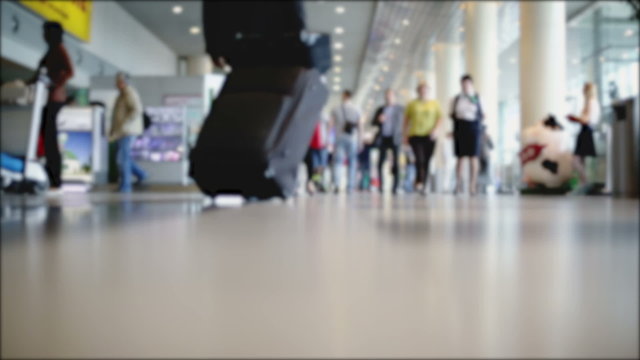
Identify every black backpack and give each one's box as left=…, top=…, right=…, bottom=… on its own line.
left=142, top=111, right=152, bottom=131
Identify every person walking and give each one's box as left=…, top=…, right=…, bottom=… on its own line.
left=304, top=114, right=329, bottom=194
left=403, top=82, right=443, bottom=195
left=109, top=72, right=147, bottom=193
left=372, top=89, right=404, bottom=194
left=28, top=21, right=74, bottom=191
left=450, top=74, right=485, bottom=195
left=330, top=90, right=362, bottom=193
left=568, top=82, right=601, bottom=188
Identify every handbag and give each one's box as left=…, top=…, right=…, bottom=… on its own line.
left=341, top=104, right=355, bottom=134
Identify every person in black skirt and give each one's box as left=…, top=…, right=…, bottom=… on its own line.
left=450, top=74, right=484, bottom=195
left=568, top=82, right=600, bottom=186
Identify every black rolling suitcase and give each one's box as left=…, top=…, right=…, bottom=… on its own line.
left=190, top=1, right=331, bottom=200
left=189, top=67, right=329, bottom=199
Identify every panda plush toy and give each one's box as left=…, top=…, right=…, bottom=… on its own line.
left=520, top=115, right=574, bottom=188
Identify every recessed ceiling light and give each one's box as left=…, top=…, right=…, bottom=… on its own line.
left=190, top=26, right=200, bottom=35
left=382, top=65, right=389, bottom=72
left=335, top=6, right=345, bottom=14
left=334, top=76, right=341, bottom=82
left=334, top=55, right=343, bottom=62
left=334, top=67, right=342, bottom=73
left=334, top=26, right=344, bottom=35
left=333, top=85, right=340, bottom=91
left=624, top=28, right=634, bottom=37
left=334, top=42, right=344, bottom=50
left=172, top=5, right=183, bottom=14
left=402, top=19, right=410, bottom=26
left=394, top=38, right=402, bottom=45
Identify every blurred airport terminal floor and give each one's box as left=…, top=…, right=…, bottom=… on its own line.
left=1, top=192, right=638, bottom=358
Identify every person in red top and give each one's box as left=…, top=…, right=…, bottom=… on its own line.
left=303, top=114, right=329, bottom=194
left=28, top=21, right=74, bottom=190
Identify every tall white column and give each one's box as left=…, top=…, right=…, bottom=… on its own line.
left=519, top=1, right=567, bottom=128
left=434, top=43, right=463, bottom=130
left=464, top=1, right=499, bottom=140
left=433, top=43, right=463, bottom=192
left=186, top=55, right=213, bottom=76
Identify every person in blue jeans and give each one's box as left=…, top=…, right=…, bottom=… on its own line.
left=330, top=90, right=362, bottom=193
left=109, top=72, right=147, bottom=193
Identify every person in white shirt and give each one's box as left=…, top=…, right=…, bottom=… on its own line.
left=569, top=82, right=601, bottom=186
left=330, top=90, right=363, bottom=193
left=450, top=74, right=484, bottom=195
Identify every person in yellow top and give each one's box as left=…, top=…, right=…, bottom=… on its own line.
left=403, top=82, right=443, bottom=195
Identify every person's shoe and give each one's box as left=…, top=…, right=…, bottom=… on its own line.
left=46, top=187, right=63, bottom=196
left=313, top=180, right=326, bottom=193
left=306, top=182, right=315, bottom=196
left=133, top=176, right=147, bottom=187
left=118, top=186, right=132, bottom=193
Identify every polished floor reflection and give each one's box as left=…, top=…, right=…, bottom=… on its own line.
left=1, top=192, right=638, bottom=358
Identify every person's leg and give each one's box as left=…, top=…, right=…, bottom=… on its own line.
left=43, top=103, right=64, bottom=188
left=409, top=137, right=425, bottom=189
left=347, top=138, right=358, bottom=192
left=131, top=163, right=146, bottom=183
left=303, top=148, right=314, bottom=193
left=333, top=138, right=346, bottom=192
left=391, top=143, right=400, bottom=193
left=310, top=150, right=324, bottom=191
left=455, top=157, right=464, bottom=194
left=118, top=136, right=133, bottom=192
left=319, top=148, right=329, bottom=190
left=130, top=140, right=147, bottom=184
left=304, top=148, right=314, bottom=183
left=377, top=141, right=389, bottom=193
left=573, top=155, right=588, bottom=185
left=470, top=156, right=479, bottom=195
left=423, top=137, right=436, bottom=193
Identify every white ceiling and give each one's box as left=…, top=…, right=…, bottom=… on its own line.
left=118, top=1, right=205, bottom=55
left=118, top=1, right=376, bottom=108
left=119, top=1, right=637, bottom=116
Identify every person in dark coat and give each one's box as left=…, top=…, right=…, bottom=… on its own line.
left=372, top=89, right=405, bottom=194
left=450, top=74, right=484, bottom=195
left=28, top=21, right=74, bottom=190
